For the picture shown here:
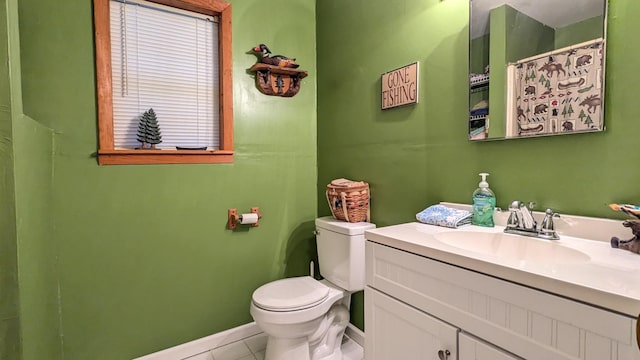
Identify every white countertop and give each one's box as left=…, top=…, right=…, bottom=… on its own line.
left=365, top=221, right=640, bottom=317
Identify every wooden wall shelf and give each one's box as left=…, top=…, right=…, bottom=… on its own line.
left=249, top=63, right=308, bottom=97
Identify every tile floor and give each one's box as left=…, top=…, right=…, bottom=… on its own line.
left=183, top=333, right=363, bottom=360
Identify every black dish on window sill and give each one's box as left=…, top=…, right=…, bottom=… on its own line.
left=176, top=147, right=208, bottom=150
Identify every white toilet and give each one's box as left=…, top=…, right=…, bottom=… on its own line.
left=250, top=217, right=375, bottom=360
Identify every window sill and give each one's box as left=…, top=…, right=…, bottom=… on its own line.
left=98, top=149, right=234, bottom=165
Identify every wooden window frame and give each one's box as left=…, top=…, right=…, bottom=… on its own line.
left=93, top=0, right=233, bottom=165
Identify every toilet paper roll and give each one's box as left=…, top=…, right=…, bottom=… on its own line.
left=239, top=213, right=259, bottom=225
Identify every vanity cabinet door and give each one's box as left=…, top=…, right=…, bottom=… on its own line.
left=365, top=287, right=458, bottom=360
left=459, top=333, right=521, bottom=360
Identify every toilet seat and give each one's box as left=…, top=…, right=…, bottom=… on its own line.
left=253, top=277, right=330, bottom=312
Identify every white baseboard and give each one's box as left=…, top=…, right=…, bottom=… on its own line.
left=133, top=322, right=365, bottom=360
left=345, top=324, right=364, bottom=347
left=133, top=322, right=262, bottom=360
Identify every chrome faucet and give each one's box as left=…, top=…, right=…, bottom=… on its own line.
left=505, top=200, right=559, bottom=240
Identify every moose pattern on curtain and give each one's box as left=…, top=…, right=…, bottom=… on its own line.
left=512, top=39, right=604, bottom=137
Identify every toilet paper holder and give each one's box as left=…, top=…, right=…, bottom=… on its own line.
left=227, top=207, right=261, bottom=230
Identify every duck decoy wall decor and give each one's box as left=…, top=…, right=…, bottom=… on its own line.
left=249, top=44, right=308, bottom=97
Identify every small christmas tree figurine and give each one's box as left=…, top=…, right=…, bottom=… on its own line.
left=136, top=108, right=162, bottom=149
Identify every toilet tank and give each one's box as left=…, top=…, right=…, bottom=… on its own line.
left=315, top=217, right=376, bottom=292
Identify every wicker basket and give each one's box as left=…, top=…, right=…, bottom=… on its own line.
left=325, top=182, right=370, bottom=223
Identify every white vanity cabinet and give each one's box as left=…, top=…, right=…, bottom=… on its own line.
left=365, top=287, right=458, bottom=360
left=364, top=240, right=640, bottom=360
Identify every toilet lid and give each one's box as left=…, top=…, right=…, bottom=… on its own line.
left=252, top=277, right=330, bottom=311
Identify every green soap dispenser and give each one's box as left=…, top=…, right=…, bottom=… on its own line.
left=472, top=173, right=496, bottom=227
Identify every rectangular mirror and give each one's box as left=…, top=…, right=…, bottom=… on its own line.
left=469, top=0, right=608, bottom=141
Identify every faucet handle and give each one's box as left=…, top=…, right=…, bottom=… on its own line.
left=506, top=210, right=519, bottom=228
left=541, top=208, right=559, bottom=231
left=527, top=201, right=537, bottom=210
left=518, top=201, right=536, bottom=230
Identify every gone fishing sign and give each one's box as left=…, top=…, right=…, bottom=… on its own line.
left=381, top=62, right=419, bottom=110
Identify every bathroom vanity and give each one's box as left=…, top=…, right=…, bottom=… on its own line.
left=364, top=214, right=640, bottom=360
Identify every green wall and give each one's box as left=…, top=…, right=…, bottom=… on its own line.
left=15, top=0, right=317, bottom=359
left=318, top=0, right=640, bottom=330
left=502, top=6, right=555, bottom=64
left=487, top=6, right=508, bottom=139
left=0, top=0, right=21, bottom=358
left=3, top=1, right=61, bottom=358
left=488, top=5, right=554, bottom=139
left=14, top=113, right=58, bottom=360
left=556, top=16, right=604, bottom=49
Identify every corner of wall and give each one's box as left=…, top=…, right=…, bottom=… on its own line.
left=6, top=0, right=63, bottom=358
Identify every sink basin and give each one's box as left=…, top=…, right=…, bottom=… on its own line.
left=434, top=231, right=591, bottom=265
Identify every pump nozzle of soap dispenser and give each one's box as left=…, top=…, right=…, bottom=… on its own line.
left=478, top=173, right=489, bottom=188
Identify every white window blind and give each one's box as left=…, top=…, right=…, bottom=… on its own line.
left=110, top=0, right=219, bottom=149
